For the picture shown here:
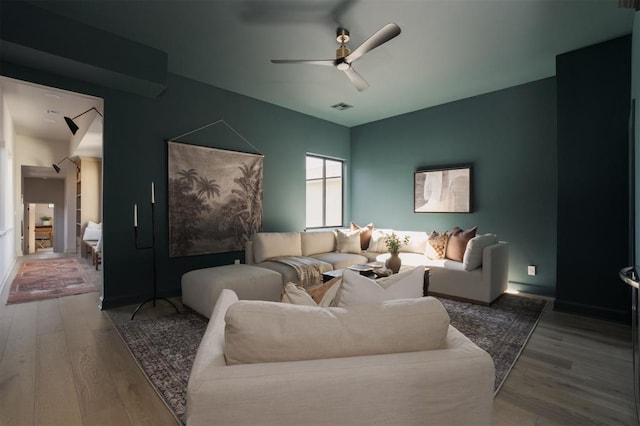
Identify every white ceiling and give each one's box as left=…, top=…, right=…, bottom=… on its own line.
left=1, top=77, right=104, bottom=159
left=26, top=0, right=635, bottom=128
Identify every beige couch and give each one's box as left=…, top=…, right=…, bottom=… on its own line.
left=186, top=289, right=495, bottom=425
left=245, top=229, right=509, bottom=304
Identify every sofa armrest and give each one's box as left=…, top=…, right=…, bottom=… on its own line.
left=482, top=242, right=509, bottom=301
left=188, top=289, right=239, bottom=387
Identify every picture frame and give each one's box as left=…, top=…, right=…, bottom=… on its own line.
left=414, top=165, right=472, bottom=213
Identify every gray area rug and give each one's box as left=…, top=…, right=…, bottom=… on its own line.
left=108, top=294, right=546, bottom=425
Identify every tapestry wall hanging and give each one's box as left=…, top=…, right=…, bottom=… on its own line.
left=414, top=165, right=471, bottom=213
left=167, top=141, right=263, bottom=257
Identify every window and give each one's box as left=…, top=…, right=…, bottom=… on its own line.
left=306, top=155, right=343, bottom=228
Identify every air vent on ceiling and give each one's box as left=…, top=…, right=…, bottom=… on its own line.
left=330, top=102, right=354, bottom=111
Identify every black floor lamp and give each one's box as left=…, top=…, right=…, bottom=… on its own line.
left=131, top=182, right=180, bottom=320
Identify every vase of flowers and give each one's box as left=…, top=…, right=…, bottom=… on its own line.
left=384, top=232, right=410, bottom=274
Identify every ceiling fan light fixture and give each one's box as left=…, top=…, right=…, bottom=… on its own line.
left=336, top=60, right=350, bottom=71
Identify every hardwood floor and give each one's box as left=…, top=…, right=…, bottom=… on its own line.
left=0, top=255, right=637, bottom=425
left=0, top=254, right=177, bottom=426
left=494, top=301, right=637, bottom=426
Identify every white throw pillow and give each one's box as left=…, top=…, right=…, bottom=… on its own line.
left=224, top=296, right=450, bottom=365
left=87, top=221, right=101, bottom=229
left=281, top=283, right=317, bottom=306
left=335, top=266, right=424, bottom=307
left=82, top=226, right=101, bottom=241
left=367, top=229, right=392, bottom=252
left=462, top=233, right=499, bottom=271
left=336, top=230, right=362, bottom=254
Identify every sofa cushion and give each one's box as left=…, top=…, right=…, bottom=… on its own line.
left=309, top=252, right=369, bottom=270
left=350, top=222, right=374, bottom=251
left=253, top=232, right=302, bottom=263
left=301, top=231, right=336, bottom=256
left=336, top=229, right=362, bottom=254
left=446, top=226, right=477, bottom=262
left=335, top=266, right=424, bottom=307
left=462, top=233, right=499, bottom=271
left=224, top=296, right=450, bottom=365
left=426, top=231, right=448, bottom=260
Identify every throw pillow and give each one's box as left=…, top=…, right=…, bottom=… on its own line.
left=82, top=226, right=101, bottom=241
left=336, top=229, right=362, bottom=254
left=350, top=222, right=374, bottom=251
left=462, top=233, right=499, bottom=271
left=224, top=296, right=450, bottom=365
left=307, top=277, right=342, bottom=307
left=425, top=231, right=448, bottom=260
left=366, top=228, right=393, bottom=253
left=335, top=266, right=424, bottom=307
left=281, top=283, right=317, bottom=306
left=281, top=277, right=342, bottom=307
left=445, top=226, right=478, bottom=262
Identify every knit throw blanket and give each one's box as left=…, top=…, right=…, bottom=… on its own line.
left=272, top=256, right=332, bottom=288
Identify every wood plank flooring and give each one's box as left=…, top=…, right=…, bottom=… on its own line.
left=0, top=253, right=637, bottom=425
left=0, top=254, right=177, bottom=426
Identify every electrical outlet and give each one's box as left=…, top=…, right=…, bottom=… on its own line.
left=234, top=259, right=240, bottom=265
left=527, top=265, right=536, bottom=276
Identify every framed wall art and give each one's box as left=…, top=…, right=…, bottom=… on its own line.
left=167, top=141, right=263, bottom=257
left=414, top=165, right=472, bottom=213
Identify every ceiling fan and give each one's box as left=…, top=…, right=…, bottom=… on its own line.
left=271, top=23, right=401, bottom=92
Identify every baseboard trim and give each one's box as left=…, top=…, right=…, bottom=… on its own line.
left=554, top=299, right=630, bottom=323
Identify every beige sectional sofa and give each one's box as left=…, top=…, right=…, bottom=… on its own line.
left=245, top=228, right=509, bottom=305
left=186, top=289, right=495, bottom=425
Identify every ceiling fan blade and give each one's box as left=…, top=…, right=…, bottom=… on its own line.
left=343, top=67, right=369, bottom=91
left=271, top=59, right=336, bottom=67
left=345, top=22, right=401, bottom=64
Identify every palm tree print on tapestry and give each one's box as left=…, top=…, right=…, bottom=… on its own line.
left=168, top=141, right=263, bottom=257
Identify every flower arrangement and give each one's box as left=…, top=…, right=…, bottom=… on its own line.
left=384, top=232, right=410, bottom=255
left=40, top=215, right=51, bottom=221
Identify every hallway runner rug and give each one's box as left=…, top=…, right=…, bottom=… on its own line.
left=108, top=294, right=546, bottom=425
left=7, top=256, right=100, bottom=304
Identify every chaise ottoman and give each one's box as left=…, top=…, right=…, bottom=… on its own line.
left=181, top=264, right=283, bottom=318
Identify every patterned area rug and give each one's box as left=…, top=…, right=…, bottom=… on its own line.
left=109, top=294, right=546, bottom=425
left=439, top=294, right=547, bottom=393
left=7, top=255, right=100, bottom=304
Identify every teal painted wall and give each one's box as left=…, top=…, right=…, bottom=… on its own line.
left=350, top=78, right=558, bottom=296
left=1, top=62, right=349, bottom=307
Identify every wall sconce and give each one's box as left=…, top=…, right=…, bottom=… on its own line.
left=64, top=107, right=103, bottom=135
left=52, top=157, right=80, bottom=173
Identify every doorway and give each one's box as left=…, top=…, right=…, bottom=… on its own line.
left=27, top=202, right=55, bottom=254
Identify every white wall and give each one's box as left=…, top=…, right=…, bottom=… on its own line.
left=0, top=82, right=16, bottom=293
